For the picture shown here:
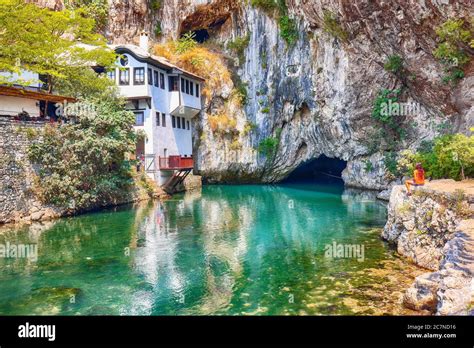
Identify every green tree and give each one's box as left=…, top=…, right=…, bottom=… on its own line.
left=258, top=129, right=282, bottom=159
left=434, top=18, right=472, bottom=65
left=433, top=18, right=473, bottom=84
left=176, top=32, right=198, bottom=54
left=397, top=134, right=474, bottom=180
left=0, top=0, right=116, bottom=92
left=251, top=0, right=299, bottom=46
left=28, top=98, right=137, bottom=210
left=279, top=15, right=298, bottom=45
left=322, top=9, right=348, bottom=42
left=54, top=67, right=117, bottom=100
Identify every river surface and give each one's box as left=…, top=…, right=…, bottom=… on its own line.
left=0, top=184, right=424, bottom=315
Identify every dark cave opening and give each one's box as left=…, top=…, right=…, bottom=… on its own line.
left=183, top=28, right=210, bottom=43
left=282, top=155, right=347, bottom=185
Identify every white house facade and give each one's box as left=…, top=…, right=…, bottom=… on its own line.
left=108, top=34, right=204, bottom=188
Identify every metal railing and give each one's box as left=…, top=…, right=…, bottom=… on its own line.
left=158, top=156, right=193, bottom=170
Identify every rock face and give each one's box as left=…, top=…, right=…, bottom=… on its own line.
left=102, top=0, right=472, bottom=187
left=27, top=0, right=64, bottom=10
left=27, top=0, right=472, bottom=188
left=383, top=183, right=461, bottom=270
left=106, top=0, right=155, bottom=44
left=383, top=180, right=474, bottom=315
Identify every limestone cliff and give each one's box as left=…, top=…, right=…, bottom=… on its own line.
left=29, top=0, right=473, bottom=188
left=101, top=0, right=473, bottom=188
left=383, top=180, right=473, bottom=315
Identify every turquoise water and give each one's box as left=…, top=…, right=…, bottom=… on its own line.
left=0, top=184, right=405, bottom=315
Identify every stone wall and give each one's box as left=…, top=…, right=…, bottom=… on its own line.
left=0, top=118, right=58, bottom=224
left=383, top=180, right=474, bottom=315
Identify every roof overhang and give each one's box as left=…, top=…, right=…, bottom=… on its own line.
left=113, top=45, right=206, bottom=82
left=126, top=95, right=151, bottom=100
left=171, top=105, right=201, bottom=118
left=126, top=96, right=152, bottom=108
left=0, top=85, right=76, bottom=103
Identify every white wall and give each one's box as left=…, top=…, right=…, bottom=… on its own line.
left=153, top=114, right=193, bottom=156
left=180, top=77, right=202, bottom=111
left=0, top=96, right=39, bottom=116
left=128, top=99, right=154, bottom=155
left=169, top=90, right=180, bottom=114
left=115, top=54, right=150, bottom=98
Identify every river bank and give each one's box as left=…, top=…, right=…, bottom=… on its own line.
left=383, top=179, right=474, bottom=315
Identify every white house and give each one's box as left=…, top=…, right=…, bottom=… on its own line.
left=0, top=71, right=74, bottom=119
left=108, top=33, right=205, bottom=190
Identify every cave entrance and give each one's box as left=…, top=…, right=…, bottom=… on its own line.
left=282, top=155, right=347, bottom=185
left=185, top=28, right=210, bottom=44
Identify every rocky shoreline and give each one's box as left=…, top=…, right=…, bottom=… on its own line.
left=382, top=179, right=474, bottom=315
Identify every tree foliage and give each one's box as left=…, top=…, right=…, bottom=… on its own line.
left=227, top=34, right=251, bottom=63
left=0, top=0, right=116, bottom=91
left=433, top=18, right=473, bottom=85
left=251, top=0, right=298, bottom=46
left=384, top=55, right=404, bottom=74
left=397, top=134, right=474, bottom=181
left=434, top=18, right=472, bottom=65
left=64, top=0, right=109, bottom=31
left=154, top=37, right=231, bottom=99
left=371, top=89, right=406, bottom=146
left=28, top=99, right=137, bottom=210
left=176, top=32, right=198, bottom=54
left=250, top=0, right=279, bottom=13
left=258, top=129, right=282, bottom=159
left=54, top=67, right=117, bottom=100
left=279, top=15, right=298, bottom=45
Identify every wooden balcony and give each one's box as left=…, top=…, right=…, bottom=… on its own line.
left=159, top=156, right=194, bottom=170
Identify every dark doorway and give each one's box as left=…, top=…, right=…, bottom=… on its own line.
left=282, top=155, right=346, bottom=184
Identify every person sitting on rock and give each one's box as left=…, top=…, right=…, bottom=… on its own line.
left=405, top=163, right=425, bottom=196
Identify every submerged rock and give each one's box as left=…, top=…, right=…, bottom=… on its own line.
left=403, top=272, right=440, bottom=312
left=16, top=287, right=82, bottom=315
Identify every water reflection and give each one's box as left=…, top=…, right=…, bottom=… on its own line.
left=0, top=184, right=402, bottom=316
